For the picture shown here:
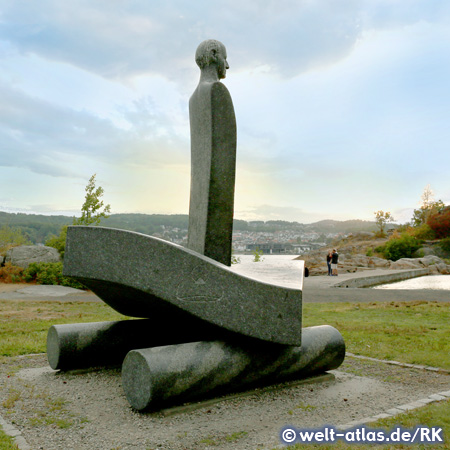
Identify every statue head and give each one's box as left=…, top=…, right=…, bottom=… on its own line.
left=195, top=39, right=229, bottom=79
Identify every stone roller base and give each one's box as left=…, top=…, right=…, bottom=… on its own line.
left=121, top=325, right=345, bottom=411
left=47, top=318, right=244, bottom=371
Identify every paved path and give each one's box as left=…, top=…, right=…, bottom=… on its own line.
left=0, top=269, right=449, bottom=303
left=303, top=269, right=450, bottom=303
left=0, top=283, right=100, bottom=302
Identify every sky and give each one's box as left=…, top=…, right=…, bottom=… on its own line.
left=1, top=0, right=449, bottom=224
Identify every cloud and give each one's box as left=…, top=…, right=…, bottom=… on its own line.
left=1, top=1, right=449, bottom=219
left=0, top=81, right=190, bottom=179
left=3, top=0, right=448, bottom=84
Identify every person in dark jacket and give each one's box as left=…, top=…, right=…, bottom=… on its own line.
left=326, top=250, right=333, bottom=276
left=331, top=249, right=339, bottom=276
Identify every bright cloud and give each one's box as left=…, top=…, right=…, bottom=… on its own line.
left=0, top=0, right=449, bottom=222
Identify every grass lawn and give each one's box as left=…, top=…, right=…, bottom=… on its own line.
left=0, top=433, right=18, bottom=450
left=0, top=298, right=449, bottom=449
left=304, top=300, right=450, bottom=369
left=0, top=300, right=127, bottom=357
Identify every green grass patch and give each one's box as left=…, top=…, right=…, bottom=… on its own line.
left=279, top=399, right=450, bottom=449
left=0, top=300, right=128, bottom=357
left=303, top=300, right=450, bottom=369
left=2, top=299, right=449, bottom=367
left=0, top=430, right=19, bottom=450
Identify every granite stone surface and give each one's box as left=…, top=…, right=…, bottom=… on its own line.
left=47, top=40, right=347, bottom=412
left=187, top=39, right=237, bottom=267
left=63, top=226, right=302, bottom=346
left=5, top=245, right=60, bottom=268
left=47, top=317, right=257, bottom=371
left=122, top=325, right=345, bottom=411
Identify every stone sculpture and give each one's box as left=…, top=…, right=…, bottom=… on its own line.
left=187, top=39, right=237, bottom=266
left=48, top=39, right=345, bottom=411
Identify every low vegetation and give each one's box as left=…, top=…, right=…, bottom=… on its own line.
left=0, top=262, right=85, bottom=289
left=375, top=232, right=422, bottom=261
left=0, top=301, right=126, bottom=357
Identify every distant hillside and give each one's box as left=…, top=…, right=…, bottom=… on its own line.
left=0, top=211, right=379, bottom=244
left=0, top=211, right=72, bottom=244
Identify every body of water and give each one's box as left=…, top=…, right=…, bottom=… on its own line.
left=229, top=255, right=304, bottom=289
left=373, top=275, right=450, bottom=290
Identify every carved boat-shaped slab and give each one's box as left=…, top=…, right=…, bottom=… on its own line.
left=63, top=226, right=302, bottom=345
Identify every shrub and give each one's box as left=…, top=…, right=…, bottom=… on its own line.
left=411, top=223, right=436, bottom=240
left=366, top=248, right=373, bottom=257
left=378, top=233, right=422, bottom=261
left=427, top=206, right=450, bottom=238
left=23, top=262, right=86, bottom=289
left=0, top=263, right=25, bottom=283
left=439, top=237, right=450, bottom=254
left=252, top=247, right=264, bottom=262
left=45, top=225, right=68, bottom=258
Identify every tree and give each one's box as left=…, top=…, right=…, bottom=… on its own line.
left=427, top=205, right=450, bottom=239
left=73, top=174, right=111, bottom=226
left=0, top=225, right=32, bottom=255
left=411, top=185, right=444, bottom=226
left=374, top=211, right=394, bottom=237
left=47, top=174, right=111, bottom=257
left=252, top=247, right=264, bottom=262
left=45, top=226, right=68, bottom=258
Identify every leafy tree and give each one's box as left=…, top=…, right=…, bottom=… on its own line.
left=252, top=247, right=264, bottom=262
left=46, top=174, right=111, bottom=257
left=427, top=205, right=450, bottom=239
left=374, top=211, right=394, bottom=237
left=45, top=225, right=68, bottom=258
left=73, top=174, right=111, bottom=226
left=411, top=185, right=445, bottom=226
left=0, top=225, right=32, bottom=255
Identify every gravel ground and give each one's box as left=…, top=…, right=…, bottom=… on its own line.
left=1, top=354, right=449, bottom=450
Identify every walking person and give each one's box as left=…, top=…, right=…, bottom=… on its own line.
left=326, top=250, right=332, bottom=276
left=331, top=249, right=339, bottom=276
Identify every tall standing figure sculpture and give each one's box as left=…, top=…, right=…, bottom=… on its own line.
left=188, top=39, right=237, bottom=266
left=49, top=39, right=345, bottom=412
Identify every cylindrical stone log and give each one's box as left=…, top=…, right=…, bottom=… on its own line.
left=47, top=318, right=225, bottom=371
left=47, top=320, right=145, bottom=370
left=121, top=325, right=345, bottom=411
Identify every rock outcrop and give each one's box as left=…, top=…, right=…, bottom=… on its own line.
left=298, top=243, right=450, bottom=276
left=4, top=245, right=61, bottom=268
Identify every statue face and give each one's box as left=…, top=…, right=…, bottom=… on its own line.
left=216, top=44, right=229, bottom=79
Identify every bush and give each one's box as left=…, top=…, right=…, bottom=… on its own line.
left=45, top=225, right=68, bottom=258
left=23, top=262, right=86, bottom=289
left=411, top=223, right=436, bottom=240
left=377, top=233, right=422, bottom=261
left=439, top=237, right=450, bottom=254
left=252, top=247, right=264, bottom=262
left=427, top=206, right=450, bottom=238
left=0, top=263, right=25, bottom=283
